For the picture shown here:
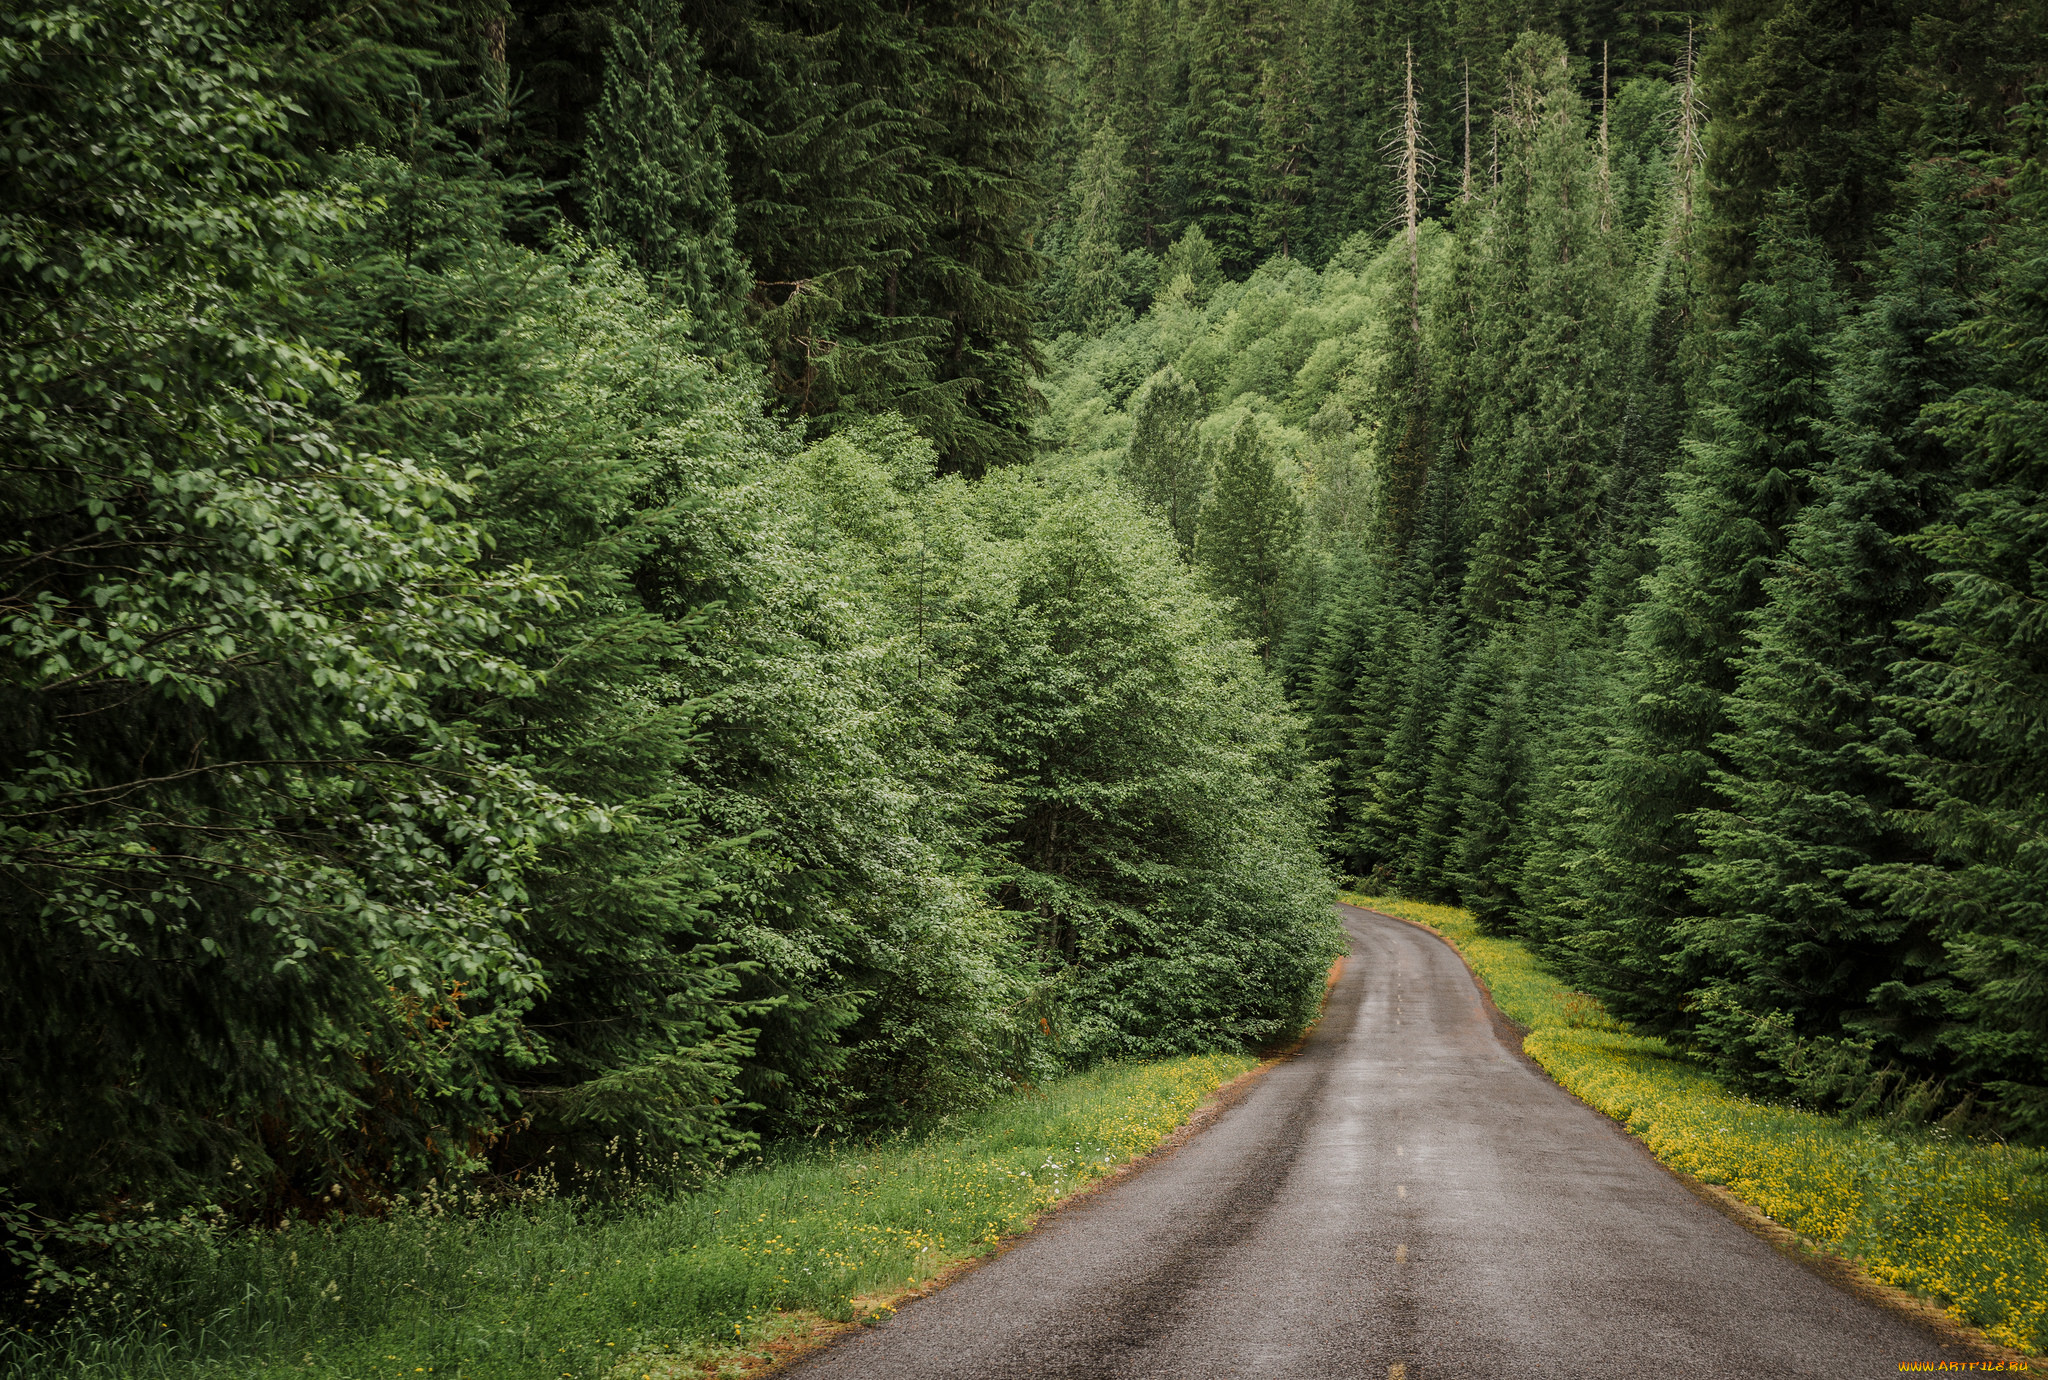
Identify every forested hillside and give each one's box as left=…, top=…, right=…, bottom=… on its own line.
left=1030, top=0, right=2048, bottom=1137
left=4, top=0, right=2048, bottom=1321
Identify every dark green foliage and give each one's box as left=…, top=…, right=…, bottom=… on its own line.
left=1681, top=167, right=1981, bottom=1103
left=1698, top=0, right=1911, bottom=308
left=0, top=0, right=581, bottom=1228
left=1860, top=101, right=2048, bottom=1137
left=18, top=0, right=2048, bottom=1320
left=584, top=0, right=748, bottom=341
left=0, top=0, right=1345, bottom=1289
left=1566, top=226, right=1842, bottom=1027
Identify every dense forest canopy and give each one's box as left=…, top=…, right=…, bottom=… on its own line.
left=3, top=0, right=2048, bottom=1302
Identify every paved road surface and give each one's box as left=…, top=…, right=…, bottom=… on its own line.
left=787, top=903, right=1959, bottom=1378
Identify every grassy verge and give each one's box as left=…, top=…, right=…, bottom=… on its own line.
left=2, top=1054, right=1256, bottom=1380
left=1346, top=893, right=2048, bottom=1355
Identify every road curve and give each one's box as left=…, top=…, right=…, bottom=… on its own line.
left=786, top=903, right=1957, bottom=1378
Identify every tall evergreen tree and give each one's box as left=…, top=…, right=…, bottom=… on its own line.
left=1683, top=167, right=1980, bottom=1102
left=583, top=0, right=748, bottom=342
left=1125, top=365, right=1208, bottom=549
left=1196, top=416, right=1303, bottom=649
left=1564, top=225, right=1842, bottom=1026
left=1256, top=15, right=1315, bottom=258
left=1697, top=0, right=1912, bottom=310
left=1061, top=118, right=1138, bottom=332
left=902, top=0, right=1052, bottom=472
left=1860, top=101, right=2048, bottom=1137
left=1112, top=0, right=1179, bottom=248
left=1180, top=0, right=1264, bottom=271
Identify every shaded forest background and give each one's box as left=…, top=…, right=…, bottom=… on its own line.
left=4, top=0, right=2048, bottom=1300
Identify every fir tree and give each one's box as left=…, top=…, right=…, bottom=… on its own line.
left=1113, top=0, right=1178, bottom=249
left=903, top=0, right=1051, bottom=472
left=1859, top=105, right=2048, bottom=1138
left=1567, top=224, right=1843, bottom=1028
left=1062, top=119, right=1138, bottom=332
left=1160, top=222, right=1226, bottom=302
left=1681, top=166, right=1980, bottom=1104
left=1180, top=0, right=1264, bottom=272
left=1698, top=0, right=1912, bottom=311
left=1256, top=16, right=1315, bottom=258
left=1125, top=365, right=1208, bottom=550
left=1196, top=416, right=1303, bottom=650
left=584, top=0, right=748, bottom=342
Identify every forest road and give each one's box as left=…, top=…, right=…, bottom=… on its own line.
left=783, top=903, right=1957, bottom=1379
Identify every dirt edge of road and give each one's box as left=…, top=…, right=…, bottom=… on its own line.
left=725, top=952, right=1350, bottom=1378
left=1349, top=902, right=2040, bottom=1374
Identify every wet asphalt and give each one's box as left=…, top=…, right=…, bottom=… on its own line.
left=784, top=903, right=1964, bottom=1378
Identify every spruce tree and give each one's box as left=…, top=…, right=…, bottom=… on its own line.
left=1698, top=0, right=1912, bottom=312
left=1457, top=31, right=1624, bottom=623
left=1062, top=119, right=1138, bottom=332
left=1113, top=0, right=1178, bottom=248
left=1160, top=222, right=1226, bottom=302
left=1180, top=0, right=1263, bottom=272
left=1345, top=467, right=1466, bottom=884
left=1255, top=17, right=1315, bottom=258
left=584, top=0, right=748, bottom=342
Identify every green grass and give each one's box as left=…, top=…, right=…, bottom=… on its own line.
left=1349, top=893, right=2048, bottom=1356
left=1, top=1055, right=1256, bottom=1380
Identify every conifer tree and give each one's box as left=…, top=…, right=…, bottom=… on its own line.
left=1160, top=222, right=1226, bottom=302
left=1565, top=225, right=1843, bottom=1027
left=1125, top=366, right=1208, bottom=550
left=584, top=0, right=747, bottom=341
left=899, top=0, right=1050, bottom=472
left=1681, top=166, right=1979, bottom=1101
left=1180, top=0, right=1264, bottom=271
left=1062, top=119, right=1138, bottom=332
left=1197, top=417, right=1303, bottom=650
left=1858, top=109, right=2048, bottom=1137
left=1344, top=467, right=1466, bottom=882
left=1299, top=0, right=1370, bottom=262
left=1698, top=0, right=1912, bottom=312
left=1256, top=18, right=1315, bottom=258
left=1112, top=0, right=1177, bottom=248
left=1457, top=31, right=1622, bottom=623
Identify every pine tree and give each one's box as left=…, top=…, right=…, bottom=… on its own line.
left=1345, top=466, right=1466, bottom=883
left=584, top=0, right=748, bottom=342
left=898, top=0, right=1050, bottom=473
left=1298, top=0, right=1370, bottom=262
left=1457, top=30, right=1623, bottom=623
left=1196, top=416, right=1303, bottom=650
left=1160, top=222, right=1226, bottom=302
left=1125, top=365, right=1207, bottom=550
left=1256, top=16, right=1315, bottom=258
left=1698, top=0, right=1912, bottom=313
left=1112, top=0, right=1177, bottom=249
